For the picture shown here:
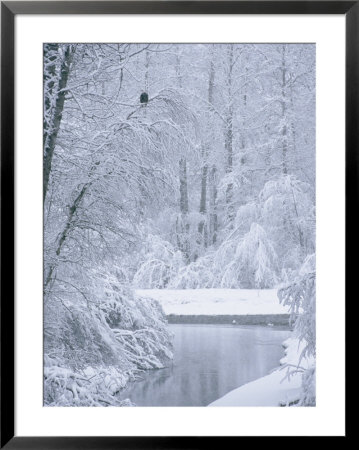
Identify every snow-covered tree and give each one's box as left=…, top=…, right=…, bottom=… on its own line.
left=215, top=223, right=278, bottom=288
left=278, top=253, right=316, bottom=406
left=133, top=235, right=184, bottom=288
left=259, top=174, right=315, bottom=270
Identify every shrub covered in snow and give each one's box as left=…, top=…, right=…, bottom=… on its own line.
left=44, top=266, right=173, bottom=406
left=278, top=253, right=316, bottom=406
left=169, top=253, right=214, bottom=289
left=214, top=223, right=278, bottom=288
left=233, top=202, right=260, bottom=235
left=259, top=175, right=315, bottom=269
left=44, top=358, right=135, bottom=407
left=133, top=234, right=184, bottom=288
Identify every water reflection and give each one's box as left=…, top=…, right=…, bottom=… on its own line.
left=117, top=324, right=290, bottom=406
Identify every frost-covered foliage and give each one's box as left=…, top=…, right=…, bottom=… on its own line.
left=139, top=175, right=313, bottom=290
left=133, top=235, right=184, bottom=288
left=233, top=202, right=260, bottom=235
left=299, top=366, right=316, bottom=407
left=169, top=253, right=214, bottom=289
left=259, top=175, right=315, bottom=268
left=216, top=224, right=278, bottom=288
left=278, top=254, right=316, bottom=406
left=44, top=359, right=135, bottom=407
left=44, top=266, right=173, bottom=406
left=213, top=175, right=314, bottom=289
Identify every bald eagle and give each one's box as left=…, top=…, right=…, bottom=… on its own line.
left=140, top=92, right=148, bottom=104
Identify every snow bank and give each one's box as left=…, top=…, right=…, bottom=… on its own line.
left=209, top=368, right=302, bottom=406
left=135, top=289, right=289, bottom=316
left=44, top=363, right=135, bottom=407
left=209, top=337, right=314, bottom=407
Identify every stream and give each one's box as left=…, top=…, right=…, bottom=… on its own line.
left=118, top=324, right=291, bottom=406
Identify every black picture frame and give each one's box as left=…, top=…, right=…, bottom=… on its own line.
left=1, top=1, right=352, bottom=447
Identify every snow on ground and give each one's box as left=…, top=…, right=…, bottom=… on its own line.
left=135, top=289, right=289, bottom=316
left=209, top=337, right=313, bottom=407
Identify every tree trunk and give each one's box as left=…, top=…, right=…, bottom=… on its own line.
left=225, top=44, right=235, bottom=224
left=44, top=183, right=89, bottom=290
left=175, top=48, right=190, bottom=262
left=177, top=157, right=190, bottom=262
left=43, top=44, right=74, bottom=204
left=197, top=164, right=208, bottom=248
left=209, top=165, right=218, bottom=245
left=179, top=158, right=189, bottom=215
left=197, top=55, right=215, bottom=248
left=43, top=44, right=59, bottom=148
left=281, top=44, right=288, bottom=175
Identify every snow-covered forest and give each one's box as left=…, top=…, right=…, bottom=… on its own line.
left=44, top=43, right=316, bottom=407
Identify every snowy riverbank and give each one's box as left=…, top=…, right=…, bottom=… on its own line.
left=209, top=337, right=314, bottom=406
left=134, top=289, right=309, bottom=407
left=135, top=289, right=290, bottom=316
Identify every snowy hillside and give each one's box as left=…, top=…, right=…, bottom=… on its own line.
left=135, top=289, right=289, bottom=316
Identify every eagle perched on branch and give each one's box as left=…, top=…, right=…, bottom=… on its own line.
left=140, top=92, right=149, bottom=104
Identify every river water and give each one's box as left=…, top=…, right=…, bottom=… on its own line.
left=118, top=324, right=291, bottom=406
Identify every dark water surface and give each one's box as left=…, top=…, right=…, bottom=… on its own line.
left=118, top=324, right=291, bottom=406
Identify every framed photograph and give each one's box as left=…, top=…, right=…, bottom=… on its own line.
left=1, top=1, right=351, bottom=446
